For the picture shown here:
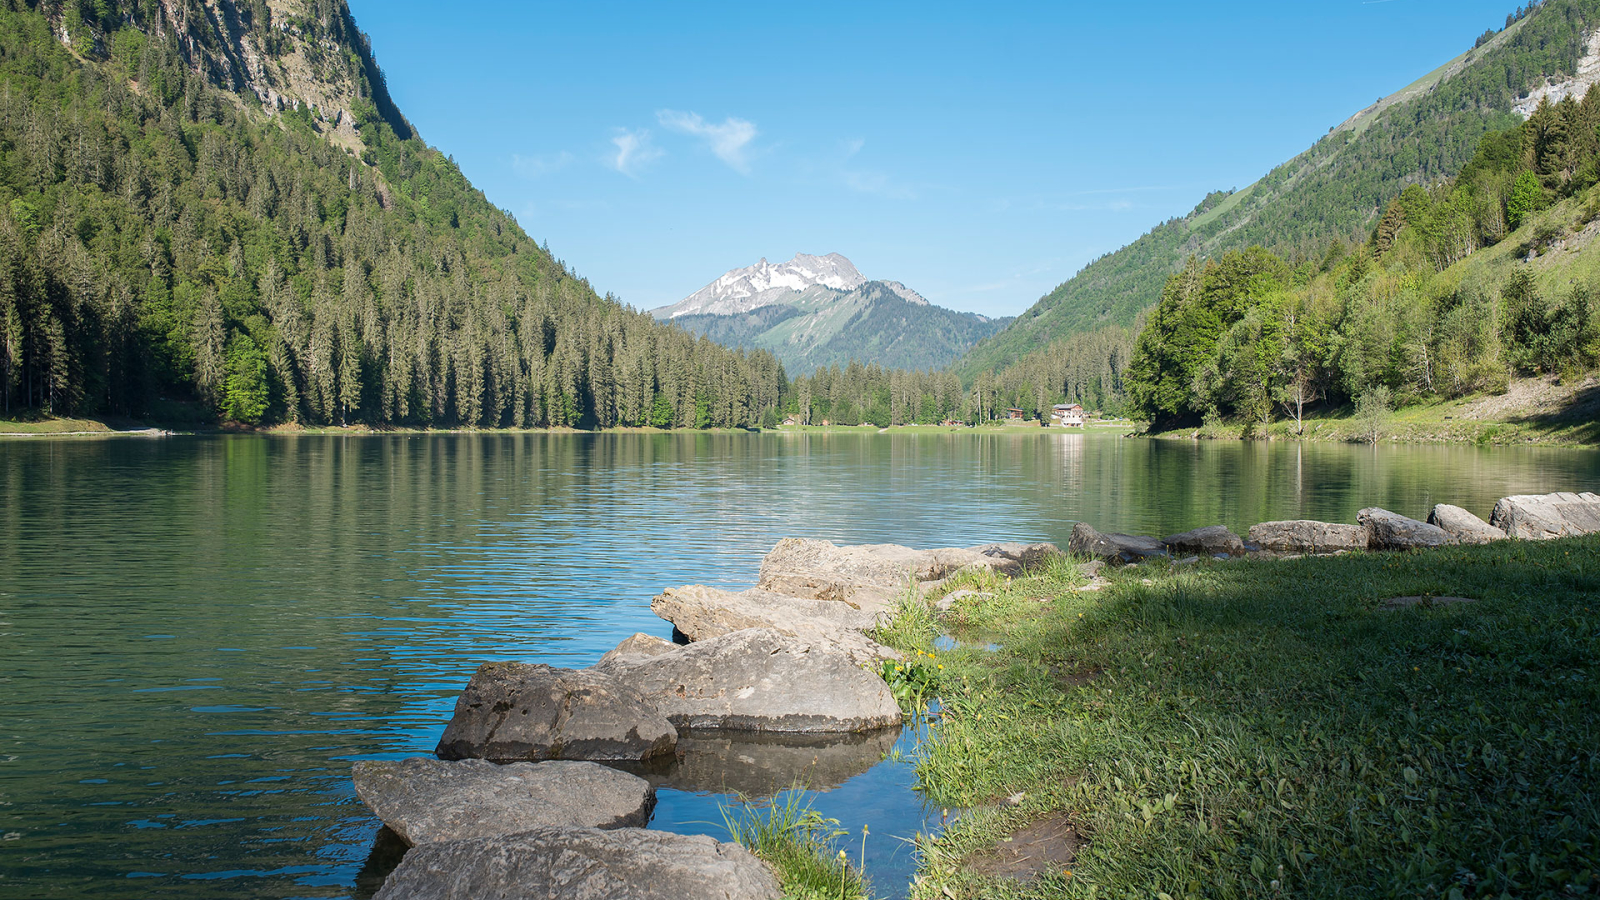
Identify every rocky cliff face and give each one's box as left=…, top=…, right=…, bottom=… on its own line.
left=48, top=0, right=412, bottom=155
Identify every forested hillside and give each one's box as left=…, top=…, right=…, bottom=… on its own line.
left=1127, top=88, right=1600, bottom=432
left=958, top=0, right=1591, bottom=379
left=0, top=0, right=785, bottom=429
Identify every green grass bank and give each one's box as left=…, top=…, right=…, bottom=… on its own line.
left=895, top=540, right=1598, bottom=899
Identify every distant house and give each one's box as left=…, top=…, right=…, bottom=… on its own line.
left=1051, top=403, right=1085, bottom=427
left=1005, top=408, right=1027, bottom=420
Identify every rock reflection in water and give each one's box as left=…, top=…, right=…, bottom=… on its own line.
left=353, top=826, right=410, bottom=900
left=634, top=726, right=901, bottom=797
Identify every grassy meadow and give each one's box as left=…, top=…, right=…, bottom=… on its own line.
left=869, top=541, right=1600, bottom=899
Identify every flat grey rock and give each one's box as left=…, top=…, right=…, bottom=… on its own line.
left=435, top=663, right=677, bottom=763
left=372, top=826, right=780, bottom=900
left=1427, top=504, right=1506, bottom=545
left=1246, top=520, right=1369, bottom=554
left=353, top=758, right=653, bottom=846
left=935, top=588, right=995, bottom=612
left=964, top=542, right=1063, bottom=573
left=1358, top=507, right=1451, bottom=550
left=1067, top=522, right=1168, bottom=564
left=648, top=585, right=895, bottom=665
left=1489, top=492, right=1600, bottom=539
left=604, top=628, right=902, bottom=734
left=756, top=538, right=1000, bottom=614
left=1162, top=525, right=1244, bottom=557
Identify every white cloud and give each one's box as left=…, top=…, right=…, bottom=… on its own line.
left=657, top=110, right=758, bottom=173
left=607, top=129, right=663, bottom=178
left=511, top=151, right=573, bottom=179
left=842, top=169, right=919, bottom=200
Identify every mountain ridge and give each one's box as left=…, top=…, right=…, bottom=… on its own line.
left=658, top=253, right=1003, bottom=373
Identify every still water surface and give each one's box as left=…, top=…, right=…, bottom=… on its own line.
left=1, top=432, right=1597, bottom=898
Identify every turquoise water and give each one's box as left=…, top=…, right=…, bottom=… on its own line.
left=1, top=432, right=1596, bottom=898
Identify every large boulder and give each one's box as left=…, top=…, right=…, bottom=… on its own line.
left=755, top=538, right=999, bottom=614
left=1428, top=504, right=1507, bottom=545
left=372, top=826, right=780, bottom=900
left=1162, top=525, right=1244, bottom=557
left=1358, top=507, right=1451, bottom=551
left=603, top=628, right=902, bottom=735
left=964, top=542, right=1063, bottom=573
left=649, top=585, right=896, bottom=665
left=435, top=663, right=677, bottom=763
left=1246, top=520, right=1369, bottom=555
left=1067, top=522, right=1168, bottom=564
left=1489, top=492, right=1600, bottom=540
left=352, top=758, right=653, bottom=845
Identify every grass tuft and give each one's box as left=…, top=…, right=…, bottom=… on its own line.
left=723, top=791, right=876, bottom=900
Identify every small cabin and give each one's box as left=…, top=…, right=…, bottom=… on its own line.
left=1005, top=408, right=1027, bottom=420
left=1051, top=403, right=1085, bottom=427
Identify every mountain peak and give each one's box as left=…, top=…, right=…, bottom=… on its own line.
left=656, top=252, right=868, bottom=318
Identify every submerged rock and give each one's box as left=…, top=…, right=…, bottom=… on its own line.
left=1427, top=504, right=1506, bottom=545
left=1246, top=520, right=1369, bottom=555
left=755, top=538, right=1000, bottom=614
left=1358, top=507, right=1451, bottom=551
left=1162, top=525, right=1245, bottom=557
left=1067, top=522, right=1168, bottom=564
left=372, top=826, right=780, bottom=900
left=352, top=758, right=653, bottom=845
left=602, top=628, right=902, bottom=735
left=1489, top=492, right=1600, bottom=540
left=435, top=663, right=677, bottom=763
left=648, top=585, right=895, bottom=665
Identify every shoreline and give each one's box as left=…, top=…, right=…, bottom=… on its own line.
left=0, top=419, right=1137, bottom=440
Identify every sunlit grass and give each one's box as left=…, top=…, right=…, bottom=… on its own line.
left=913, top=539, right=1600, bottom=898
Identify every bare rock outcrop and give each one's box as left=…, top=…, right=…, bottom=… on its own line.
left=435, top=663, right=677, bottom=763
left=1428, top=504, right=1507, bottom=545
left=1067, top=522, right=1168, bottom=564
left=352, top=758, right=653, bottom=846
left=372, top=826, right=780, bottom=900
left=1489, top=492, right=1600, bottom=540
left=1358, top=507, right=1451, bottom=551
left=1246, top=520, right=1369, bottom=555
left=650, top=585, right=896, bottom=665
left=602, top=628, right=902, bottom=735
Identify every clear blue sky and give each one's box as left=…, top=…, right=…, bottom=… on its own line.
left=346, top=0, right=1520, bottom=317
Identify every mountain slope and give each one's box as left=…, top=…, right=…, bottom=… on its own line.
left=0, top=0, right=785, bottom=429
left=672, top=279, right=1008, bottom=373
left=657, top=253, right=1005, bottom=373
left=957, top=0, right=1596, bottom=378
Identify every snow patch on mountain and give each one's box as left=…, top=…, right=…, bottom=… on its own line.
left=656, top=252, right=868, bottom=318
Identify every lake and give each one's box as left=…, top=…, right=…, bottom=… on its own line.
left=1, top=431, right=1597, bottom=898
